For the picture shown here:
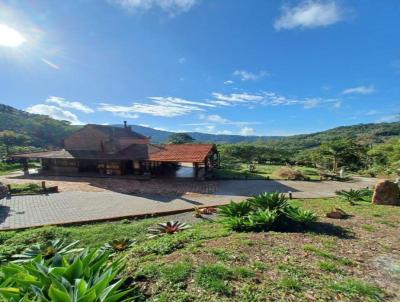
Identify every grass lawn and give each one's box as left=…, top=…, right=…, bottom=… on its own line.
left=8, top=183, right=43, bottom=195
left=213, top=164, right=321, bottom=180
left=0, top=161, right=39, bottom=175
left=0, top=198, right=399, bottom=301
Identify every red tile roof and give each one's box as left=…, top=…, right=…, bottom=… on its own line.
left=13, top=144, right=216, bottom=163
left=149, top=144, right=215, bottom=163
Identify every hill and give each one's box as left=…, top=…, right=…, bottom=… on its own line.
left=0, top=104, right=78, bottom=150
left=0, top=104, right=399, bottom=153
left=128, top=124, right=282, bottom=144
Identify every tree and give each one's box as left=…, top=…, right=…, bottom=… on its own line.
left=315, top=139, right=368, bottom=172
left=0, top=130, right=31, bottom=157
left=168, top=133, right=195, bottom=144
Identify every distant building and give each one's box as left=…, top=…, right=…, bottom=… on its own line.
left=14, top=123, right=219, bottom=179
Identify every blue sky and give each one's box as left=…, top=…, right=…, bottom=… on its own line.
left=0, top=0, right=399, bottom=136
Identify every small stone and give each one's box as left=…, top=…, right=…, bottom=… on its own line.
left=372, top=180, right=400, bottom=206
left=326, top=208, right=348, bottom=219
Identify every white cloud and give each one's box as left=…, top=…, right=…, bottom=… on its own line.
left=109, top=0, right=199, bottom=15
left=26, top=104, right=83, bottom=125
left=240, top=127, right=255, bottom=136
left=99, top=96, right=213, bottom=118
left=233, top=70, right=268, bottom=81
left=376, top=114, right=400, bottom=123
left=274, top=1, right=344, bottom=30
left=211, top=91, right=339, bottom=109
left=204, top=114, right=230, bottom=124
left=333, top=101, right=342, bottom=108
left=343, top=85, right=375, bottom=95
left=46, top=96, right=94, bottom=113
left=224, top=80, right=234, bottom=85
left=41, top=58, right=60, bottom=70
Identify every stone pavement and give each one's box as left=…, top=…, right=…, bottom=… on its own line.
left=0, top=177, right=377, bottom=230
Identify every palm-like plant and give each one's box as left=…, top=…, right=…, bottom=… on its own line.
left=148, top=221, right=190, bottom=238
left=103, top=238, right=136, bottom=253
left=335, top=189, right=370, bottom=205
left=284, top=206, right=318, bottom=225
left=0, top=248, right=135, bottom=301
left=218, top=200, right=252, bottom=218
left=248, top=192, right=288, bottom=212
left=11, top=239, right=82, bottom=262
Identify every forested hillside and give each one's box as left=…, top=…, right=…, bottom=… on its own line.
left=0, top=104, right=78, bottom=156
left=0, top=103, right=399, bottom=157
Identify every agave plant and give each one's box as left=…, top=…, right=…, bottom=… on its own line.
left=335, top=189, right=370, bottom=205
left=248, top=192, right=288, bottom=212
left=284, top=206, right=318, bottom=225
left=103, top=238, right=136, bottom=253
left=148, top=221, right=190, bottom=238
left=12, top=239, right=82, bottom=262
left=218, top=200, right=252, bottom=218
left=0, top=248, right=135, bottom=301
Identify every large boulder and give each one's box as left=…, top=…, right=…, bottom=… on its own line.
left=372, top=180, right=400, bottom=205
left=0, top=182, right=8, bottom=200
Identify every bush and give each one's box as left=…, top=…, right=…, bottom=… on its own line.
left=218, top=192, right=317, bottom=232
left=274, top=167, right=306, bottom=180
left=0, top=248, right=137, bottom=301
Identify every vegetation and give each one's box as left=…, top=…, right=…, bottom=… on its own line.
left=335, top=188, right=373, bottom=205
left=167, top=132, right=195, bottom=144
left=11, top=239, right=81, bottom=262
left=218, top=192, right=317, bottom=232
left=8, top=183, right=43, bottom=195
left=0, top=248, right=136, bottom=301
left=148, top=221, right=191, bottom=238
left=0, top=197, right=399, bottom=300
left=0, top=104, right=78, bottom=158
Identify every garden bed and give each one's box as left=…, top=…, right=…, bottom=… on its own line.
left=8, top=183, right=58, bottom=196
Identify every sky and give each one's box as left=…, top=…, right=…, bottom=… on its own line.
left=0, top=0, right=399, bottom=137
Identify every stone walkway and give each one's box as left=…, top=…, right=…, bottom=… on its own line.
left=0, top=177, right=377, bottom=230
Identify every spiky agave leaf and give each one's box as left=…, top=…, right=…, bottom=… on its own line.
left=148, top=221, right=190, bottom=238
left=247, top=192, right=288, bottom=212
left=12, top=239, right=82, bottom=262
left=335, top=189, right=368, bottom=205
left=218, top=200, right=252, bottom=218
left=103, top=238, right=136, bottom=252
left=284, top=206, right=317, bottom=225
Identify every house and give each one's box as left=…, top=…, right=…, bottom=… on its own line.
left=13, top=123, right=219, bottom=179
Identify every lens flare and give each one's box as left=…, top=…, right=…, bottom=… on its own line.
left=0, top=24, right=26, bottom=47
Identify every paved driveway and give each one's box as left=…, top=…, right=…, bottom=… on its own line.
left=0, top=177, right=377, bottom=230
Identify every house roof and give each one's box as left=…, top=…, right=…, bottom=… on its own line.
left=13, top=144, right=215, bottom=163
left=149, top=144, right=215, bottom=163
left=85, top=124, right=148, bottom=140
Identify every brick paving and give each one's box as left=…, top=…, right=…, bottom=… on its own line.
left=0, top=177, right=377, bottom=230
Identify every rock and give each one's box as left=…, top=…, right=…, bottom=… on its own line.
left=372, top=180, right=400, bottom=205
left=326, top=208, right=348, bottom=219
left=0, top=182, right=8, bottom=200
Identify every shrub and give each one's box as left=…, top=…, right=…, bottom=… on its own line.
left=335, top=188, right=372, bottom=205
left=11, top=239, right=82, bottom=262
left=218, top=192, right=317, bottom=232
left=274, top=167, right=306, bottom=180
left=0, top=248, right=136, bottom=301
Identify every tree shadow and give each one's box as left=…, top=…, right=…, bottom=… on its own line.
left=277, top=221, right=355, bottom=239
left=0, top=205, right=10, bottom=225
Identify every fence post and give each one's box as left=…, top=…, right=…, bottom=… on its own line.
left=41, top=181, right=46, bottom=192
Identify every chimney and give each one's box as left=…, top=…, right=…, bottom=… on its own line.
left=123, top=121, right=127, bottom=128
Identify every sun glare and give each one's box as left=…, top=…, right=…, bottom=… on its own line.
left=0, top=24, right=26, bottom=47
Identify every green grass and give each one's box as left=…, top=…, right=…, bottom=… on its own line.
left=195, top=263, right=234, bottom=295
left=318, top=260, right=342, bottom=273
left=9, top=183, right=43, bottom=195
left=330, top=279, right=383, bottom=301
left=160, top=261, right=193, bottom=285
left=0, top=161, right=39, bottom=175
left=1, top=197, right=399, bottom=301
left=212, top=164, right=320, bottom=180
